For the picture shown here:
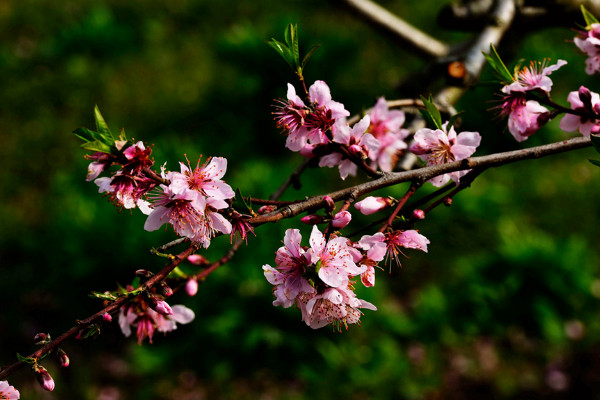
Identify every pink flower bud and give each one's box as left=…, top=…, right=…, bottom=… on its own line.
left=331, top=211, right=352, bottom=228
left=34, top=333, right=51, bottom=345
left=33, top=365, right=55, bottom=392
left=323, top=196, right=335, bottom=212
left=412, top=209, right=425, bottom=220
left=135, top=269, right=154, bottom=279
left=443, top=197, right=453, bottom=206
left=300, top=214, right=324, bottom=225
left=56, top=348, right=69, bottom=368
left=154, top=300, right=174, bottom=316
left=159, top=282, right=173, bottom=297
left=186, top=279, right=199, bottom=296
left=187, top=254, right=208, bottom=266
left=354, top=196, right=392, bottom=215
left=102, top=312, right=112, bottom=322
left=258, top=205, right=275, bottom=215
left=348, top=144, right=366, bottom=158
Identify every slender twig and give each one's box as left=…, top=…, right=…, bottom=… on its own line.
left=270, top=158, right=313, bottom=201
left=0, top=244, right=198, bottom=380
left=249, top=136, right=592, bottom=226
left=195, top=239, right=243, bottom=282
left=338, top=0, right=450, bottom=59
left=378, top=181, right=421, bottom=232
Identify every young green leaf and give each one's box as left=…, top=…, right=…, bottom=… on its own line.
left=266, top=38, right=294, bottom=68
left=446, top=111, right=465, bottom=131
left=581, top=5, right=599, bottom=28
left=73, top=127, right=102, bottom=143
left=482, top=44, right=513, bottom=83
left=301, top=44, right=321, bottom=71
left=590, top=134, right=600, bottom=153
left=94, top=105, right=114, bottom=140
left=419, top=95, right=443, bottom=130
left=81, top=140, right=113, bottom=154
left=588, top=159, right=600, bottom=167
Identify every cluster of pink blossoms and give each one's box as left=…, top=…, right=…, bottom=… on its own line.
left=118, top=287, right=195, bottom=345
left=143, top=157, right=235, bottom=248
left=275, top=81, right=410, bottom=179
left=263, top=225, right=428, bottom=329
left=499, top=59, right=566, bottom=142
left=0, top=381, right=19, bottom=399
left=574, top=23, right=600, bottom=75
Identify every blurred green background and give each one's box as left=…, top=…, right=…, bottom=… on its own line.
left=2, top=0, right=600, bottom=399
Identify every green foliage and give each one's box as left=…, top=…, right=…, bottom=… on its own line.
left=267, top=23, right=320, bottom=78
left=419, top=94, right=443, bottom=130
left=581, top=5, right=599, bottom=28
left=483, top=44, right=514, bottom=83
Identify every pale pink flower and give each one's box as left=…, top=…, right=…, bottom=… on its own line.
left=319, top=116, right=380, bottom=180
left=167, top=156, right=234, bottom=201
left=119, top=303, right=194, bottom=345
left=559, top=86, right=600, bottom=137
left=121, top=141, right=153, bottom=175
left=574, top=24, right=600, bottom=74
left=356, top=232, right=387, bottom=287
left=0, top=381, right=20, bottom=399
left=359, top=230, right=429, bottom=268
left=85, top=152, right=112, bottom=181
left=354, top=196, right=392, bottom=215
left=502, top=59, right=567, bottom=94
left=367, top=97, right=410, bottom=172
left=95, top=173, right=155, bottom=210
left=275, top=81, right=350, bottom=151
left=500, top=96, right=550, bottom=142
left=297, top=285, right=377, bottom=330
left=307, top=225, right=366, bottom=288
left=331, top=211, right=352, bottom=228
left=410, top=122, right=481, bottom=187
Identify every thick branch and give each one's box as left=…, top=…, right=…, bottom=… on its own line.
left=249, top=136, right=592, bottom=225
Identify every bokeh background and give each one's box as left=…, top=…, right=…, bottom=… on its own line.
left=2, top=0, right=600, bottom=399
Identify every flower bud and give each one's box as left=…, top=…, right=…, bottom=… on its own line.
left=354, top=196, right=392, bottom=215
left=300, top=214, right=324, bottom=225
left=34, top=333, right=51, bottom=346
left=158, top=281, right=173, bottom=297
left=412, top=209, right=425, bottom=220
left=146, top=295, right=174, bottom=316
left=348, top=144, right=366, bottom=158
left=33, top=364, right=55, bottom=392
left=258, top=205, right=275, bottom=215
left=443, top=197, right=453, bottom=206
left=135, top=269, right=154, bottom=279
left=186, top=279, right=199, bottom=296
left=331, top=211, right=352, bottom=228
left=323, top=196, right=335, bottom=212
left=187, top=254, right=208, bottom=266
left=56, top=348, right=69, bottom=368
left=102, top=312, right=113, bottom=322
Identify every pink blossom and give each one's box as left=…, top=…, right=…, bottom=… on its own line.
left=297, top=285, right=377, bottom=330
left=574, top=24, right=600, bottom=74
left=95, top=173, right=155, bottom=210
left=356, top=232, right=387, bottom=287
left=500, top=96, right=550, bottom=142
left=319, top=115, right=380, bottom=180
left=354, top=196, right=392, bottom=215
left=307, top=225, right=365, bottom=288
left=85, top=152, right=113, bottom=181
left=0, top=381, right=20, bottom=399
left=153, top=299, right=174, bottom=316
left=187, top=254, right=208, bottom=266
left=33, top=365, right=54, bottom=392
left=331, top=211, right=352, bottom=228
left=167, top=156, right=235, bottom=201
left=300, top=214, right=324, bottom=225
left=275, top=81, right=350, bottom=151
left=386, top=230, right=429, bottom=266
left=367, top=97, right=410, bottom=171
left=559, top=86, right=600, bottom=137
left=102, top=312, right=112, bottom=322
left=502, top=59, right=566, bottom=94
left=121, top=141, right=153, bottom=175
left=409, top=122, right=481, bottom=187
left=119, top=303, right=194, bottom=345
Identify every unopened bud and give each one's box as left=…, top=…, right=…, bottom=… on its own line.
left=412, top=209, right=425, bottom=220
left=348, top=144, right=366, bottom=158
left=102, top=312, right=113, bottom=322
left=331, top=211, right=352, bottom=228
left=56, top=348, right=69, bottom=368
left=135, top=269, right=154, bottom=279
left=323, top=196, right=335, bottom=212
left=33, top=364, right=55, bottom=392
left=354, top=196, right=392, bottom=215
left=146, top=295, right=174, bottom=316
left=443, top=197, right=453, bottom=206
left=300, top=214, right=324, bottom=225
left=186, top=279, right=199, bottom=296
left=258, top=205, right=275, bottom=215
left=187, top=254, right=208, bottom=266
left=34, top=333, right=51, bottom=345
left=158, top=281, right=173, bottom=297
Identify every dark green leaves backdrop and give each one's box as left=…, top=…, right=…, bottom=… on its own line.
left=1, top=0, right=599, bottom=398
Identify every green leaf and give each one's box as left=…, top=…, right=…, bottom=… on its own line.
left=301, top=44, right=321, bottom=71
left=284, top=23, right=300, bottom=67
left=73, top=127, right=102, bottom=143
left=81, top=140, right=112, bottom=154
left=16, top=353, right=36, bottom=364
left=482, top=44, right=513, bottom=83
left=266, top=39, right=294, bottom=68
left=446, top=111, right=465, bottom=131
left=94, top=105, right=113, bottom=140
left=419, top=95, right=443, bottom=130
left=588, top=159, right=600, bottom=167
left=89, top=291, right=117, bottom=301
left=590, top=134, right=600, bottom=153
left=582, top=5, right=599, bottom=28
left=233, top=187, right=253, bottom=213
